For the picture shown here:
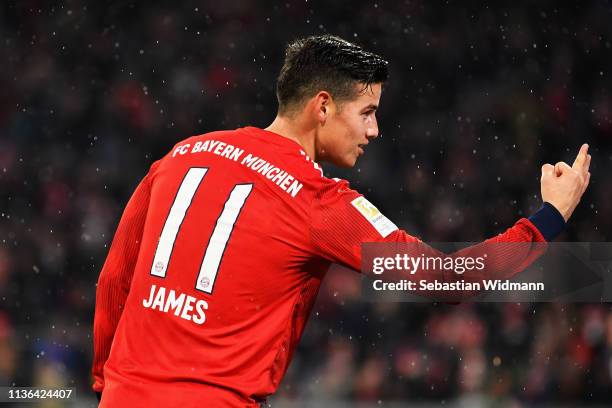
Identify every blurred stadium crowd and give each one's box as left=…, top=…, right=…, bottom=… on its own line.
left=1, top=0, right=611, bottom=405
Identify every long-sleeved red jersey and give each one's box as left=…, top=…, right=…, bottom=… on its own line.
left=92, top=126, right=561, bottom=407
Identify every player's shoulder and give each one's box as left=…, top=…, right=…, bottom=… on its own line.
left=316, top=174, right=353, bottom=193
left=292, top=163, right=359, bottom=208
left=147, top=130, right=238, bottom=176
left=312, top=174, right=360, bottom=203
left=282, top=149, right=352, bottom=192
left=172, top=129, right=238, bottom=150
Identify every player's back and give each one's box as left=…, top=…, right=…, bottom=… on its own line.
left=101, top=127, right=328, bottom=407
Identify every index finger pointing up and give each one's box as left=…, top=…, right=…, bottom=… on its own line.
left=572, top=143, right=589, bottom=172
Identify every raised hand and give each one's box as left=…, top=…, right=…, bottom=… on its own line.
left=540, top=144, right=591, bottom=222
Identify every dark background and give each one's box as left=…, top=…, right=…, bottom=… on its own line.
left=1, top=0, right=611, bottom=405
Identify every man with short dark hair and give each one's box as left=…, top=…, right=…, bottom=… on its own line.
left=92, top=35, right=590, bottom=407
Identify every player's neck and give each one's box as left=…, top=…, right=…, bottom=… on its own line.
left=265, top=115, right=317, bottom=161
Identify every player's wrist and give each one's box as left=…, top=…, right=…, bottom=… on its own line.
left=528, top=202, right=566, bottom=241
left=543, top=199, right=571, bottom=222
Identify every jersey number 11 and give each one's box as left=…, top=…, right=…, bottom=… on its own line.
left=149, top=167, right=252, bottom=294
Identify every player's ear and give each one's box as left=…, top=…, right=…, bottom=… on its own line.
left=314, top=91, right=331, bottom=124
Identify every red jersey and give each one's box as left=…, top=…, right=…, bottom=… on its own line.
left=92, top=127, right=555, bottom=407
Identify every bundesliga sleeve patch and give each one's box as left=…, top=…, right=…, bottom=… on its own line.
left=350, top=196, right=398, bottom=238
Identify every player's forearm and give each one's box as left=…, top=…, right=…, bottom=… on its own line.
left=91, top=232, right=143, bottom=391
left=493, top=202, right=565, bottom=244
left=371, top=204, right=563, bottom=300
left=443, top=203, right=564, bottom=281
left=92, top=273, right=130, bottom=392
left=471, top=202, right=561, bottom=274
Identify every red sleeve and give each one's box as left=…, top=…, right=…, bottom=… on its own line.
left=310, top=178, right=417, bottom=270
left=92, top=162, right=158, bottom=392
left=310, top=178, right=547, bottom=289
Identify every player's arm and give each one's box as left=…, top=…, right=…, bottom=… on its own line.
left=442, top=141, right=590, bottom=282
left=310, top=145, right=591, bottom=287
left=91, top=161, right=159, bottom=395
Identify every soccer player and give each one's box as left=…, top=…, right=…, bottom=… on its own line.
left=92, top=35, right=591, bottom=407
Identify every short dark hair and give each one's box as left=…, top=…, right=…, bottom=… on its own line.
left=275, top=35, right=389, bottom=115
